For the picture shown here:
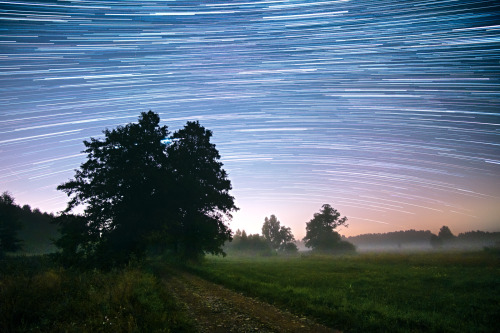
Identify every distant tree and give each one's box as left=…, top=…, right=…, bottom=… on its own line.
left=262, top=215, right=280, bottom=249
left=230, top=229, right=242, bottom=249
left=166, top=121, right=237, bottom=260
left=438, top=226, right=455, bottom=241
left=0, top=192, right=23, bottom=256
left=261, top=214, right=297, bottom=253
left=241, top=230, right=248, bottom=243
left=303, top=204, right=354, bottom=253
left=431, top=225, right=456, bottom=249
left=57, top=112, right=237, bottom=267
left=228, top=229, right=271, bottom=255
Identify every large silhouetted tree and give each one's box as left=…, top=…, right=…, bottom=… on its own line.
left=261, top=214, right=297, bottom=253
left=303, top=204, right=354, bottom=253
left=57, top=111, right=172, bottom=266
left=167, top=121, right=237, bottom=260
left=0, top=192, right=22, bottom=256
left=57, top=112, right=237, bottom=267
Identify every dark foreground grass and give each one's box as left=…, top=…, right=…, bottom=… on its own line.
left=0, top=256, right=195, bottom=332
left=189, top=251, right=500, bottom=333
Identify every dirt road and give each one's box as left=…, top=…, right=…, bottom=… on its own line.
left=164, top=270, right=339, bottom=333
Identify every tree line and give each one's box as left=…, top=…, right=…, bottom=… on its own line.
left=346, top=226, right=500, bottom=250
left=0, top=192, right=58, bottom=257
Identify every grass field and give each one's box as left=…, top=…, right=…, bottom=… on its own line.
left=189, top=251, right=500, bottom=333
left=1, top=252, right=498, bottom=332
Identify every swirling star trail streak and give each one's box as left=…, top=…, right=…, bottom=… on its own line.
left=1, top=0, right=499, bottom=237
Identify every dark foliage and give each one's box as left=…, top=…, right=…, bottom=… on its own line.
left=261, top=214, right=297, bottom=253
left=303, top=204, right=354, bottom=253
left=0, top=192, right=23, bottom=256
left=56, top=111, right=237, bottom=268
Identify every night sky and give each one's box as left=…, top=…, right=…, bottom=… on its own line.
left=1, top=0, right=499, bottom=238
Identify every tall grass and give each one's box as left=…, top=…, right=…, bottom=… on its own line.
left=0, top=256, right=194, bottom=332
left=189, top=251, right=500, bottom=333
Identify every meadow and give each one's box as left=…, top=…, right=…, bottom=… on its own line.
left=1, top=251, right=498, bottom=332
left=189, top=251, right=500, bottom=333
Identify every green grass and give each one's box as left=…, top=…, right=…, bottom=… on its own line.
left=189, top=251, right=500, bottom=333
left=0, top=256, right=195, bottom=332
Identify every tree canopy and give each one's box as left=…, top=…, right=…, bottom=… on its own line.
left=56, top=111, right=237, bottom=267
left=261, top=215, right=297, bottom=253
left=303, top=204, right=354, bottom=253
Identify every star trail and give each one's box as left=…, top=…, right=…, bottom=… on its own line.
left=1, top=0, right=499, bottom=237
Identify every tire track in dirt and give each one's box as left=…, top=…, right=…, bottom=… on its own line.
left=163, top=270, right=340, bottom=333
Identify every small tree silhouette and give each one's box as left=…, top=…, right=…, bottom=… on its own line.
left=262, top=214, right=297, bottom=253
left=431, top=225, right=456, bottom=248
left=303, top=204, right=354, bottom=253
